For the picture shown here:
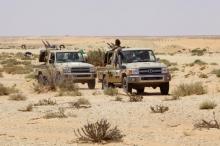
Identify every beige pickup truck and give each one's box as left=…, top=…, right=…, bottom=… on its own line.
left=98, top=48, right=171, bottom=94
left=36, top=49, right=96, bottom=89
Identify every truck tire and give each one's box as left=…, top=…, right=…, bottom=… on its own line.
left=160, top=82, right=169, bottom=95
left=123, top=77, right=132, bottom=94
left=88, top=79, right=96, bottom=89
left=137, top=87, right=145, bottom=95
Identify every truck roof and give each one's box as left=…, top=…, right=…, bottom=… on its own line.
left=50, top=49, right=79, bottom=53
left=122, top=48, right=153, bottom=51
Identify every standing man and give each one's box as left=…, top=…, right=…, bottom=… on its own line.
left=111, top=39, right=123, bottom=68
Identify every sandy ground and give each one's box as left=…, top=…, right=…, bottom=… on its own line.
left=0, top=37, right=220, bottom=146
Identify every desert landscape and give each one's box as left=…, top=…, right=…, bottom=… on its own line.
left=0, top=36, right=220, bottom=146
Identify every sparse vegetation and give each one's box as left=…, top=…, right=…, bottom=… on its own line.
left=58, top=80, right=82, bottom=96
left=74, top=119, right=124, bottom=143
left=9, top=93, right=27, bottom=101
left=115, top=96, right=123, bottom=101
left=128, top=94, right=143, bottom=102
left=169, top=67, right=179, bottom=72
left=87, top=49, right=105, bottom=66
left=19, top=104, right=33, bottom=112
left=160, top=59, right=177, bottom=67
left=0, top=84, right=17, bottom=96
left=210, top=62, right=218, bottom=65
left=189, top=59, right=207, bottom=66
left=194, top=112, right=219, bottom=129
left=34, top=98, right=56, bottom=106
left=69, top=98, right=91, bottom=109
left=199, top=100, right=217, bottom=110
left=172, top=82, right=207, bottom=98
left=191, top=48, right=207, bottom=56
left=150, top=105, right=169, bottom=113
left=212, top=69, right=220, bottom=77
left=43, top=108, right=67, bottom=119
left=104, top=88, right=118, bottom=96
left=199, top=73, right=208, bottom=78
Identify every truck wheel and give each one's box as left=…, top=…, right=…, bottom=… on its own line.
left=160, top=82, right=169, bottom=95
left=123, top=77, right=132, bottom=94
left=88, top=79, right=96, bottom=89
left=137, top=87, right=145, bottom=95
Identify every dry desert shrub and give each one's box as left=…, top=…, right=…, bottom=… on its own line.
left=160, top=59, right=177, bottom=67
left=115, top=96, right=123, bottom=101
left=58, top=80, right=82, bottom=96
left=104, top=88, right=118, bottom=96
left=9, top=93, right=27, bottom=101
left=189, top=59, right=207, bottom=66
left=199, top=100, right=217, bottom=110
left=34, top=98, right=56, bottom=106
left=43, top=108, right=67, bottom=119
left=194, top=112, right=219, bottom=129
left=0, top=72, right=3, bottom=78
left=169, top=67, right=179, bottom=72
left=74, top=119, right=124, bottom=143
left=172, top=82, right=207, bottom=98
left=150, top=105, right=169, bottom=113
left=69, top=98, right=91, bottom=109
left=191, top=48, right=207, bottom=56
left=19, top=104, right=33, bottom=112
left=0, top=84, right=17, bottom=96
left=212, top=69, right=220, bottom=77
left=210, top=62, right=218, bottom=65
left=87, top=49, right=105, bottom=66
left=199, top=73, right=208, bottom=78
left=128, top=94, right=143, bottom=102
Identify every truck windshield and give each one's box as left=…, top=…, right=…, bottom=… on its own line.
left=121, top=50, right=156, bottom=63
left=56, top=52, right=84, bottom=63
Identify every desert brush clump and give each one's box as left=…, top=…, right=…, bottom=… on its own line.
left=9, top=93, right=27, bottom=101
left=34, top=98, right=57, bottom=106
left=87, top=49, right=105, bottom=66
left=189, top=59, right=207, bottom=66
left=43, top=108, right=67, bottom=119
left=58, top=80, right=82, bottom=96
left=199, top=73, right=208, bottom=78
left=194, top=112, right=219, bottom=129
left=0, top=84, right=17, bottom=96
left=128, top=94, right=143, bottom=102
left=150, top=105, right=169, bottom=113
left=172, top=82, right=207, bottom=98
left=104, top=88, right=118, bottom=96
left=74, top=119, right=124, bottom=143
left=212, top=69, right=220, bottom=77
left=19, top=104, right=33, bottom=112
left=191, top=48, right=207, bottom=56
left=115, top=96, right=123, bottom=101
left=199, top=100, right=217, bottom=110
left=69, top=98, right=91, bottom=109
left=160, top=59, right=177, bottom=67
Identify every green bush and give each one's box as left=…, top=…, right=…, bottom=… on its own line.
left=191, top=48, right=207, bottom=56
left=172, top=82, right=207, bottom=98
left=87, top=49, right=105, bottom=66
left=199, top=100, right=217, bottom=110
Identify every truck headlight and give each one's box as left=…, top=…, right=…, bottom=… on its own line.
left=90, top=67, right=96, bottom=73
left=162, top=67, right=168, bottom=74
left=127, top=69, right=139, bottom=75
left=63, top=67, right=71, bottom=73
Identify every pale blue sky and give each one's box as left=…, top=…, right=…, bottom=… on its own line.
left=0, top=0, right=219, bottom=36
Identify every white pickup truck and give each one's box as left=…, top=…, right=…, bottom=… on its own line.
left=36, top=49, right=96, bottom=89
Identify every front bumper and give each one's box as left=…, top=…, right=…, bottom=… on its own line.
left=63, top=73, right=96, bottom=81
left=127, top=73, right=171, bottom=83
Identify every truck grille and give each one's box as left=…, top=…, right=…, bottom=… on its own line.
left=139, top=68, right=162, bottom=75
left=71, top=67, right=90, bottom=73
left=141, top=77, right=163, bottom=80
